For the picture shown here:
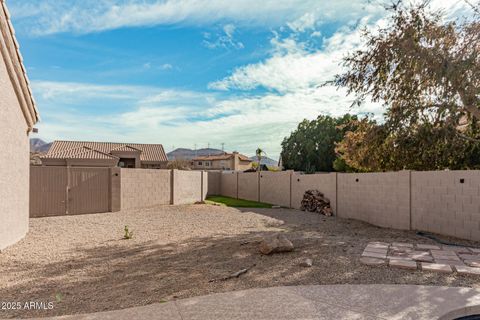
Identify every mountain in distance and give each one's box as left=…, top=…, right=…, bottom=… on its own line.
left=249, top=155, right=279, bottom=167
left=167, top=148, right=224, bottom=160
left=30, top=138, right=52, bottom=152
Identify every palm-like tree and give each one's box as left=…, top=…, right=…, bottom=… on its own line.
left=255, top=147, right=265, bottom=171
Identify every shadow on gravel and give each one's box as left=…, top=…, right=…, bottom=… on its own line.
left=1, top=207, right=478, bottom=319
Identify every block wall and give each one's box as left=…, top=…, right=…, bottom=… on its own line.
left=238, top=172, right=259, bottom=202
left=291, top=173, right=337, bottom=213
left=411, top=171, right=480, bottom=241
left=173, top=170, right=203, bottom=205
left=220, top=171, right=238, bottom=198
left=259, top=171, right=292, bottom=207
left=337, top=171, right=411, bottom=230
left=121, top=169, right=171, bottom=210
left=207, top=171, right=221, bottom=196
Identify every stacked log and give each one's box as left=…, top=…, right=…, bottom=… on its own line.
left=300, top=190, right=333, bottom=216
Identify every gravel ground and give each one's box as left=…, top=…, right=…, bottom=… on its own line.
left=1, top=204, right=480, bottom=318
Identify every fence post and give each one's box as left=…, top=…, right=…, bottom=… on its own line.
left=408, top=170, right=412, bottom=230
left=257, top=170, right=261, bottom=202
left=170, top=169, right=175, bottom=205
left=200, top=171, right=204, bottom=202
left=236, top=171, right=239, bottom=199
left=289, top=170, right=292, bottom=208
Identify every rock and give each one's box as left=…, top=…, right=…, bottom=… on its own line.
left=300, top=258, right=313, bottom=267
left=259, top=234, right=294, bottom=255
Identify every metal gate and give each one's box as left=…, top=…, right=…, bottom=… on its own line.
left=30, top=166, right=111, bottom=217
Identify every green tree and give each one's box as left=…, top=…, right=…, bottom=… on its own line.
left=280, top=114, right=357, bottom=172
left=335, top=2, right=480, bottom=171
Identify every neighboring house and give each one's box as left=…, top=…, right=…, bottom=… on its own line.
left=192, top=152, right=252, bottom=171
left=41, top=141, right=168, bottom=168
left=0, top=0, right=39, bottom=249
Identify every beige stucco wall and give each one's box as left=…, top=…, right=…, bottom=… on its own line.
left=238, top=172, right=259, bottom=202
left=337, top=171, right=411, bottom=230
left=121, top=169, right=171, bottom=210
left=259, top=171, right=292, bottom=207
left=220, top=171, right=238, bottom=198
left=411, top=171, right=480, bottom=241
left=173, top=170, right=204, bottom=205
left=291, top=173, right=337, bottom=213
left=206, top=171, right=221, bottom=195
left=0, top=46, right=29, bottom=250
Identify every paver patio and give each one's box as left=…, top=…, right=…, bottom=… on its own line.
left=361, top=241, right=480, bottom=275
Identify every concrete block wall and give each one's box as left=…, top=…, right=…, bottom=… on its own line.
left=337, top=171, right=411, bottom=230
left=291, top=173, right=337, bottom=213
left=207, top=171, right=221, bottom=196
left=220, top=171, right=238, bottom=198
left=238, top=172, right=259, bottom=201
left=109, top=167, right=121, bottom=212
left=259, top=171, right=292, bottom=207
left=121, top=169, right=172, bottom=210
left=412, top=171, right=480, bottom=241
left=173, top=170, right=205, bottom=205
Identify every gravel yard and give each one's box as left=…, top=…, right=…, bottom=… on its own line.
left=1, top=204, right=480, bottom=318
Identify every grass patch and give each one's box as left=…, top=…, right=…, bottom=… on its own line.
left=205, top=196, right=272, bottom=208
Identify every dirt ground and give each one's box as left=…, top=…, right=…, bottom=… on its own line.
left=1, top=204, right=480, bottom=318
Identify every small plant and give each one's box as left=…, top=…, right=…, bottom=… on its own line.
left=124, top=225, right=133, bottom=239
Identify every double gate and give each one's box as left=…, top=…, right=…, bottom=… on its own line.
left=30, top=167, right=111, bottom=217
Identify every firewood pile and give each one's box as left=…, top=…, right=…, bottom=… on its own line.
left=300, top=190, right=333, bottom=216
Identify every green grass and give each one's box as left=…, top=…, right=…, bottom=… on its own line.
left=205, top=196, right=272, bottom=208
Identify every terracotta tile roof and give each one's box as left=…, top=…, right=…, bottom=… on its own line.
left=47, top=141, right=168, bottom=162
left=193, top=153, right=251, bottom=162
left=42, top=146, right=119, bottom=160
left=111, top=145, right=142, bottom=152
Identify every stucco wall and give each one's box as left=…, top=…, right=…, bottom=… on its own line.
left=0, top=45, right=29, bottom=250
left=121, top=169, right=171, bottom=210
left=291, top=173, right=337, bottom=213
left=173, top=170, right=203, bottom=205
left=220, top=171, right=238, bottom=198
left=411, top=171, right=480, bottom=241
left=259, top=171, right=292, bottom=207
left=207, top=171, right=221, bottom=196
left=337, top=171, right=411, bottom=230
left=238, top=172, right=259, bottom=202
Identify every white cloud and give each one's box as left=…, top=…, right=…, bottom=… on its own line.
left=202, top=24, right=244, bottom=50
left=9, top=0, right=383, bottom=35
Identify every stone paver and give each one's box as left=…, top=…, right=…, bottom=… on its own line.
left=362, top=251, right=387, bottom=259
left=455, top=265, right=480, bottom=275
left=38, top=285, right=480, bottom=320
left=416, top=244, right=440, bottom=250
left=392, top=242, right=413, bottom=248
left=360, top=257, right=386, bottom=266
left=389, top=259, right=417, bottom=270
left=361, top=242, right=480, bottom=275
left=421, top=262, right=453, bottom=273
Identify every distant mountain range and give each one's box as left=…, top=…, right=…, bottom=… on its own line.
left=30, top=138, right=52, bottom=153
left=249, top=155, right=279, bottom=167
left=167, top=148, right=224, bottom=160
left=167, top=147, right=278, bottom=167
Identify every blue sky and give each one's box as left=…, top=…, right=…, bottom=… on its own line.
left=8, top=0, right=473, bottom=158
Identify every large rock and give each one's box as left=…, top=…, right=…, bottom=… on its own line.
left=259, top=234, right=294, bottom=255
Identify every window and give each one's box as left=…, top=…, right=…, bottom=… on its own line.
left=198, top=161, right=203, bottom=165
left=206, top=161, right=210, bottom=167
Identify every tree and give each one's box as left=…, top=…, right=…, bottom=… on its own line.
left=280, top=114, right=357, bottom=172
left=255, top=148, right=265, bottom=171
left=335, top=2, right=480, bottom=171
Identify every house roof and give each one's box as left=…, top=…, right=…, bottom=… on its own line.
left=42, top=146, right=119, bottom=160
left=193, top=152, right=251, bottom=162
left=0, top=0, right=39, bottom=129
left=46, top=140, right=168, bottom=162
